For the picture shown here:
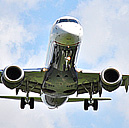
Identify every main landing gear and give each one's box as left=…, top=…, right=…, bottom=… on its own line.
left=20, top=80, right=35, bottom=109
left=20, top=97, right=34, bottom=109
left=84, top=99, right=98, bottom=111
left=81, top=82, right=101, bottom=111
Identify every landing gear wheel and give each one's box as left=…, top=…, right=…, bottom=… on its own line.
left=29, top=98, right=34, bottom=109
left=84, top=99, right=89, bottom=110
left=93, top=99, right=98, bottom=111
left=21, top=97, right=26, bottom=109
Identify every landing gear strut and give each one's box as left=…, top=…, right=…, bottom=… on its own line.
left=20, top=80, right=34, bottom=109
left=83, top=82, right=99, bottom=111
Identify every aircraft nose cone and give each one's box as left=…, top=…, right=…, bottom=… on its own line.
left=58, top=23, right=83, bottom=37
left=54, top=23, right=83, bottom=46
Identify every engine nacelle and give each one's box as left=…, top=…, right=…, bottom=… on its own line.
left=100, top=67, right=122, bottom=92
left=1, top=65, right=24, bottom=89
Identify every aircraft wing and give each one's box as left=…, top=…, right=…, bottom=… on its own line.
left=77, top=71, right=100, bottom=95
left=19, top=68, right=46, bottom=94
left=0, top=66, right=129, bottom=96
left=21, top=69, right=129, bottom=95
left=77, top=70, right=129, bottom=95
left=0, top=68, right=47, bottom=94
left=19, top=68, right=48, bottom=94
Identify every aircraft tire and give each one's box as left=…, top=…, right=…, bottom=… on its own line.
left=84, top=99, right=89, bottom=110
left=29, top=98, right=34, bottom=109
left=21, top=97, right=26, bottom=109
left=93, top=99, right=98, bottom=111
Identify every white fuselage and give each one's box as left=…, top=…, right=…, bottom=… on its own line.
left=41, top=16, right=83, bottom=108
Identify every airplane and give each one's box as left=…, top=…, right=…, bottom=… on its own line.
left=0, top=16, right=129, bottom=111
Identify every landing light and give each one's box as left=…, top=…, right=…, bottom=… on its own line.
left=67, top=56, right=71, bottom=61
left=76, top=69, right=82, bottom=73
left=42, top=68, right=48, bottom=72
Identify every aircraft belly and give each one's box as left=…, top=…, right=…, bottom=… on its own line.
left=42, top=68, right=77, bottom=97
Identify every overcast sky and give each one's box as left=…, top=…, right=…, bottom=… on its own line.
left=0, top=0, right=129, bottom=128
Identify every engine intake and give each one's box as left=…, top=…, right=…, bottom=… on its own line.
left=1, top=66, right=24, bottom=89
left=100, top=67, right=122, bottom=92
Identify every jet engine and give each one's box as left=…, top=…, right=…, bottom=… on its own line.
left=100, top=67, right=122, bottom=92
left=1, top=65, right=24, bottom=89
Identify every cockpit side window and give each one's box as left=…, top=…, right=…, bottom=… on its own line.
left=56, top=19, right=79, bottom=24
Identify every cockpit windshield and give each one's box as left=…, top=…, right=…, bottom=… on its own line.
left=56, top=19, right=79, bottom=24
left=69, top=19, right=78, bottom=23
